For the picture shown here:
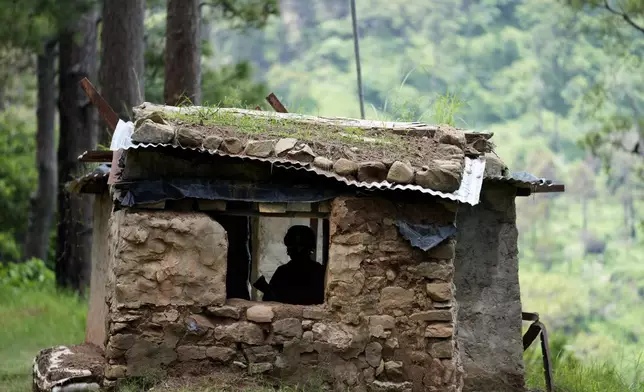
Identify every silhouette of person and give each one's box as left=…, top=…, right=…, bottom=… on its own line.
left=259, top=225, right=325, bottom=305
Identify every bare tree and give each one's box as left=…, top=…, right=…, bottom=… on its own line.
left=100, top=0, right=145, bottom=143
left=164, top=0, right=201, bottom=105
left=24, top=40, right=58, bottom=262
left=56, top=10, right=99, bottom=292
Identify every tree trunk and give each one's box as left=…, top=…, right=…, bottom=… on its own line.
left=56, top=10, right=99, bottom=293
left=164, top=0, right=201, bottom=106
left=100, top=0, right=145, bottom=144
left=24, top=40, right=58, bottom=262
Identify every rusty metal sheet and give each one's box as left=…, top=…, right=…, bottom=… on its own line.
left=486, top=172, right=565, bottom=194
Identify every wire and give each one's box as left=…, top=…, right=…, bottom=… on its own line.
left=349, top=0, right=365, bottom=119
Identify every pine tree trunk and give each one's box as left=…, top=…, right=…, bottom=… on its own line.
left=100, top=0, right=145, bottom=144
left=164, top=0, right=201, bottom=106
left=56, top=10, right=99, bottom=293
left=24, top=39, right=58, bottom=263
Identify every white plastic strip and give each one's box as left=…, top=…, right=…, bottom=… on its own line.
left=110, top=120, right=134, bottom=151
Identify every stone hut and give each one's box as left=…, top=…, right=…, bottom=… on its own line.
left=36, top=103, right=563, bottom=392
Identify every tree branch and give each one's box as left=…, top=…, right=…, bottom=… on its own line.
left=604, top=0, right=644, bottom=34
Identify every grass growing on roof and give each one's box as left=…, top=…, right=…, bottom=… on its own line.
left=166, top=102, right=405, bottom=147
left=145, top=101, right=456, bottom=165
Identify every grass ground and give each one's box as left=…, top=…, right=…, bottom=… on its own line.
left=1, top=284, right=642, bottom=392
left=0, top=285, right=86, bottom=392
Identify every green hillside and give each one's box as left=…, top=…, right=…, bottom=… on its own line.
left=209, top=0, right=644, bottom=380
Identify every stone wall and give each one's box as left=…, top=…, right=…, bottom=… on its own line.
left=103, top=197, right=463, bottom=391
left=454, top=184, right=525, bottom=392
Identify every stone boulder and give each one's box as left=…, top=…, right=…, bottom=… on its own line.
left=109, top=210, right=228, bottom=308
left=415, top=160, right=463, bottom=192
left=33, top=344, right=105, bottom=392
left=131, top=119, right=174, bottom=144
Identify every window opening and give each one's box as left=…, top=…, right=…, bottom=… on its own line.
left=208, top=201, right=330, bottom=306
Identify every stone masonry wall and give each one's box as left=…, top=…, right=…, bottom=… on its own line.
left=454, top=184, right=525, bottom=392
left=103, top=197, right=463, bottom=391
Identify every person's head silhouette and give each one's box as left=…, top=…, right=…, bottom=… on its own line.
left=284, top=225, right=316, bottom=263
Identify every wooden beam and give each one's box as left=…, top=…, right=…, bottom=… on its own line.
left=78, top=150, right=114, bottom=163
left=197, top=200, right=227, bottom=211
left=79, top=78, right=119, bottom=131
left=250, top=217, right=261, bottom=301
left=212, top=210, right=329, bottom=219
left=258, top=202, right=288, bottom=214
left=266, top=92, right=288, bottom=113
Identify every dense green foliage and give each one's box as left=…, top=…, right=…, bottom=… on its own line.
left=209, top=0, right=644, bottom=379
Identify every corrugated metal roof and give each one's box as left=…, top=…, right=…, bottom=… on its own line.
left=275, top=157, right=485, bottom=205
left=66, top=164, right=110, bottom=194
left=485, top=171, right=565, bottom=193
left=79, top=143, right=486, bottom=204
left=75, top=144, right=563, bottom=200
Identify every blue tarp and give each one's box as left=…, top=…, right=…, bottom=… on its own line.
left=395, top=220, right=457, bottom=251
left=119, top=178, right=342, bottom=207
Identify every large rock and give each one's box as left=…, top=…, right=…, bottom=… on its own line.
left=131, top=119, right=174, bottom=144
left=176, top=127, right=204, bottom=147
left=287, top=143, right=316, bottom=163
left=247, top=305, right=274, bottom=323
left=484, top=153, right=508, bottom=177
left=408, top=262, right=454, bottom=281
left=436, top=127, right=466, bottom=148
left=33, top=344, right=105, bottom=392
left=379, top=286, right=415, bottom=310
left=275, top=138, right=298, bottom=156
left=177, top=345, right=207, bottom=361
left=365, top=342, right=383, bottom=367
left=206, top=346, right=236, bottom=363
left=357, top=161, right=388, bottom=182
left=313, top=156, right=334, bottom=170
left=334, top=158, right=359, bottom=176
left=245, top=139, right=276, bottom=157
left=214, top=322, right=265, bottom=345
left=429, top=340, right=454, bottom=359
left=109, top=210, right=228, bottom=308
left=415, top=160, right=463, bottom=192
left=220, top=137, right=244, bottom=154
left=386, top=161, right=414, bottom=184
left=368, top=315, right=395, bottom=338
left=312, top=323, right=368, bottom=355
left=426, top=283, right=453, bottom=302
left=125, top=339, right=177, bottom=376
left=425, top=324, right=454, bottom=338
left=272, top=318, right=303, bottom=339
left=203, top=135, right=223, bottom=150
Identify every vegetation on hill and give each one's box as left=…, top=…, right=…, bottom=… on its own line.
left=208, top=0, right=644, bottom=381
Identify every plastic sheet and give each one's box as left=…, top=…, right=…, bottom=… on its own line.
left=396, top=220, right=457, bottom=251
left=119, top=178, right=342, bottom=207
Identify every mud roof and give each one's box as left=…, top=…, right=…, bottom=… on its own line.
left=74, top=103, right=564, bottom=204
left=121, top=103, right=495, bottom=200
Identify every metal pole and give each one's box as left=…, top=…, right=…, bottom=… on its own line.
left=349, top=0, right=365, bottom=119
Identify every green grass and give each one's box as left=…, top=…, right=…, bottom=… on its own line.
left=524, top=333, right=644, bottom=392
left=1, top=282, right=642, bottom=392
left=525, top=355, right=644, bottom=392
left=0, top=285, right=87, bottom=392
